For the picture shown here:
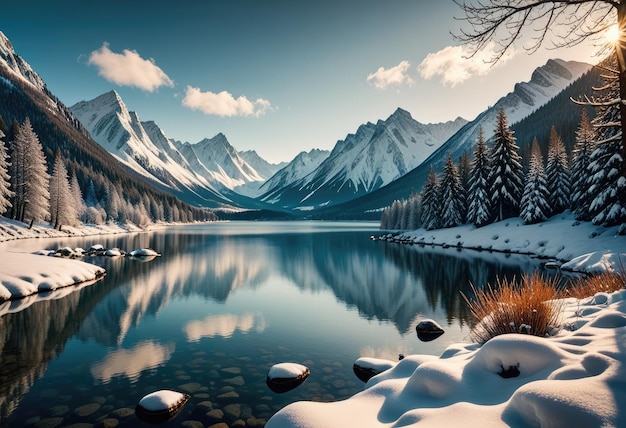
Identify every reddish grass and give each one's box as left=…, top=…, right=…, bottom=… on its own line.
left=462, top=273, right=563, bottom=344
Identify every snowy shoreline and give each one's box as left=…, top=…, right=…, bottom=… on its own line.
left=378, top=213, right=626, bottom=274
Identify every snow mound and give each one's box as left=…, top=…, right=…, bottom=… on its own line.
left=0, top=252, right=105, bottom=301
left=267, top=290, right=626, bottom=427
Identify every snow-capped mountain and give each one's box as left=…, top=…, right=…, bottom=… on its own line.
left=239, top=150, right=287, bottom=179
left=258, top=109, right=467, bottom=209
left=257, top=149, right=330, bottom=204
left=70, top=91, right=281, bottom=209
left=433, top=59, right=591, bottom=167
left=175, top=133, right=265, bottom=189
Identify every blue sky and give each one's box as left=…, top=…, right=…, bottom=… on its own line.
left=0, top=1, right=603, bottom=163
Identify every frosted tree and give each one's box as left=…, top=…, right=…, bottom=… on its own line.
left=545, top=127, right=571, bottom=215
left=439, top=152, right=465, bottom=228
left=69, top=171, right=86, bottom=221
left=584, top=60, right=626, bottom=226
left=0, top=130, right=13, bottom=215
left=467, top=127, right=491, bottom=226
left=420, top=166, right=441, bottom=230
left=571, top=109, right=597, bottom=219
left=521, top=141, right=551, bottom=224
left=49, top=152, right=78, bottom=229
left=104, top=185, right=123, bottom=222
left=10, top=118, right=49, bottom=225
left=488, top=108, right=524, bottom=222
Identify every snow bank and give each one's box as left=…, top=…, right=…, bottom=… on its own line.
left=383, top=213, right=626, bottom=274
left=0, top=252, right=105, bottom=301
left=267, top=290, right=626, bottom=427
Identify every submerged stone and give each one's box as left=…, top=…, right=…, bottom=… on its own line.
left=416, top=319, right=445, bottom=342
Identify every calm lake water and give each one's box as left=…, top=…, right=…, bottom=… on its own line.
left=0, top=221, right=550, bottom=427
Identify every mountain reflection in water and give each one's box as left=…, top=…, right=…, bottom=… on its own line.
left=0, top=222, right=551, bottom=426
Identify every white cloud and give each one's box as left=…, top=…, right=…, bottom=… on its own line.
left=367, top=60, right=414, bottom=89
left=418, top=42, right=515, bottom=86
left=88, top=43, right=174, bottom=92
left=182, top=86, right=272, bottom=117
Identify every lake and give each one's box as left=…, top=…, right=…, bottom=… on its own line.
left=0, top=221, right=550, bottom=427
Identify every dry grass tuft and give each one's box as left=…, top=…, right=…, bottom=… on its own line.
left=463, top=273, right=563, bottom=344
left=558, top=272, right=626, bottom=299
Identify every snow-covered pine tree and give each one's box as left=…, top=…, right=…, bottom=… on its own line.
left=10, top=118, right=49, bottom=225
left=545, top=127, right=571, bottom=215
left=69, top=171, right=86, bottom=221
left=570, top=108, right=596, bottom=220
left=467, top=127, right=491, bottom=226
left=488, top=107, right=524, bottom=222
left=399, top=199, right=409, bottom=230
left=0, top=130, right=13, bottom=215
left=583, top=55, right=626, bottom=226
left=49, top=151, right=78, bottom=229
left=420, top=166, right=440, bottom=230
left=458, top=151, right=470, bottom=221
left=439, top=152, right=465, bottom=228
left=521, top=140, right=551, bottom=224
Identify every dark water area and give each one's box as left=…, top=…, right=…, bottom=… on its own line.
left=0, top=221, right=552, bottom=427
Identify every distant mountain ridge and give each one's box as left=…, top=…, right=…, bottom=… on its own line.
left=256, top=108, right=468, bottom=210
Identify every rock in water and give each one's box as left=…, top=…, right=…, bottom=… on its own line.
left=266, top=363, right=310, bottom=393
left=352, top=357, right=396, bottom=383
left=135, top=390, right=190, bottom=424
left=416, top=319, right=445, bottom=342
left=129, top=248, right=161, bottom=257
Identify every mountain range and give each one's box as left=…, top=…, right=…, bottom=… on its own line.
left=0, top=30, right=599, bottom=219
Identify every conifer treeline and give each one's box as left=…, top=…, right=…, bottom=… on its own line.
left=0, top=117, right=216, bottom=229
left=381, top=102, right=625, bottom=230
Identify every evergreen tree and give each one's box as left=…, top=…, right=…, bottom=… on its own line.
left=521, top=141, right=551, bottom=224
left=49, top=152, right=78, bottom=229
left=467, top=127, right=491, bottom=226
left=571, top=108, right=596, bottom=219
left=545, top=126, right=571, bottom=215
left=0, top=130, right=13, bottom=215
left=69, top=171, right=86, bottom=221
left=10, top=118, right=49, bottom=225
left=439, top=152, right=464, bottom=228
left=488, top=107, right=524, bottom=222
left=420, top=166, right=440, bottom=230
left=407, top=193, right=421, bottom=230
left=584, top=58, right=626, bottom=226
left=458, top=151, right=470, bottom=222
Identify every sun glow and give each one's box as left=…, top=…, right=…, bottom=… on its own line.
left=605, top=24, right=621, bottom=46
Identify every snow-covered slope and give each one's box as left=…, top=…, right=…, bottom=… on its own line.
left=258, top=149, right=331, bottom=204
left=259, top=109, right=467, bottom=209
left=0, top=31, right=46, bottom=91
left=239, top=150, right=287, bottom=179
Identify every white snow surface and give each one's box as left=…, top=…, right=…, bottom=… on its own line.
left=354, top=357, right=396, bottom=372
left=268, top=289, right=626, bottom=428
left=0, top=252, right=104, bottom=301
left=389, top=212, right=625, bottom=273
left=268, top=363, right=309, bottom=379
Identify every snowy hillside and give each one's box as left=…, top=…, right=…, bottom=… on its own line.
left=259, top=109, right=467, bottom=209
left=0, top=31, right=47, bottom=92
left=239, top=150, right=287, bottom=179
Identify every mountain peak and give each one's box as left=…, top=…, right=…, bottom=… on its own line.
left=0, top=31, right=47, bottom=91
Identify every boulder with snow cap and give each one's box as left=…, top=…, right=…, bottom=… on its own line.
left=266, top=363, right=310, bottom=393
left=135, top=389, right=190, bottom=424
left=416, top=319, right=445, bottom=342
left=129, top=248, right=161, bottom=257
left=353, top=357, right=396, bottom=382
